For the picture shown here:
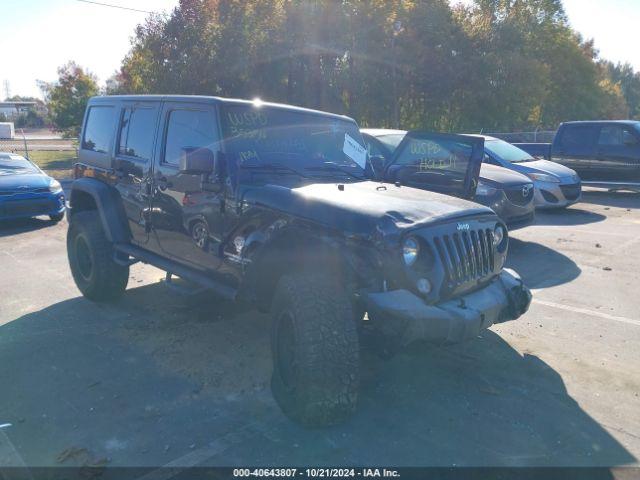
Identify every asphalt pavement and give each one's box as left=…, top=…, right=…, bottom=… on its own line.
left=0, top=189, right=638, bottom=474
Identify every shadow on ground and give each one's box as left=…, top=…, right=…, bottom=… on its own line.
left=506, top=238, right=581, bottom=289
left=0, top=217, right=61, bottom=237
left=0, top=282, right=633, bottom=472
left=533, top=208, right=606, bottom=226
left=580, top=189, right=640, bottom=209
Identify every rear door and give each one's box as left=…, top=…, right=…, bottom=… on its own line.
left=551, top=124, right=599, bottom=178
left=593, top=124, right=640, bottom=182
left=112, top=100, right=160, bottom=246
left=384, top=132, right=483, bottom=199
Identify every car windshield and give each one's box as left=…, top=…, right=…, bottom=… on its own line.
left=221, top=104, right=367, bottom=179
left=376, top=133, right=406, bottom=153
left=0, top=155, right=39, bottom=175
left=485, top=139, right=535, bottom=163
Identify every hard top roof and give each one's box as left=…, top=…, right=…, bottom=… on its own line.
left=89, top=95, right=354, bottom=122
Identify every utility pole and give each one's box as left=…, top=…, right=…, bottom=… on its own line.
left=2, top=80, right=10, bottom=100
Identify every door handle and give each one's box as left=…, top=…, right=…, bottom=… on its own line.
left=157, top=176, right=172, bottom=190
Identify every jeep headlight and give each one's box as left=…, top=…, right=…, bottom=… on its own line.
left=493, top=224, right=506, bottom=249
left=49, top=179, right=63, bottom=194
left=402, top=237, right=420, bottom=266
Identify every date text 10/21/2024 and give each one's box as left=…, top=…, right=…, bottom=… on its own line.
left=232, top=468, right=401, bottom=478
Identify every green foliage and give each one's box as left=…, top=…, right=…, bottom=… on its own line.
left=43, top=62, right=99, bottom=138
left=109, top=0, right=638, bottom=132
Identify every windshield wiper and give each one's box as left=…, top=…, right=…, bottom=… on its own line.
left=241, top=163, right=310, bottom=178
left=305, top=162, right=366, bottom=180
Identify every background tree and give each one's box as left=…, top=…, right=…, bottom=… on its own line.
left=42, top=62, right=99, bottom=137
left=113, top=0, right=640, bottom=133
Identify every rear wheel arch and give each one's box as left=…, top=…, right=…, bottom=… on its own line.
left=69, top=178, right=131, bottom=243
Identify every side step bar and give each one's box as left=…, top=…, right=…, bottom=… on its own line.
left=114, top=243, right=237, bottom=301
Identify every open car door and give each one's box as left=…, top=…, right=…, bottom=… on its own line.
left=384, top=131, right=484, bottom=199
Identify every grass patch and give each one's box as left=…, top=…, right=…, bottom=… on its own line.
left=28, top=151, right=76, bottom=179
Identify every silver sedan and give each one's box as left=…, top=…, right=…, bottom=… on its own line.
left=477, top=136, right=582, bottom=209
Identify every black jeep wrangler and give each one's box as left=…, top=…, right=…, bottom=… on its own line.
left=67, top=95, right=531, bottom=426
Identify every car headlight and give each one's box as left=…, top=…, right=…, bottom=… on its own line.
left=527, top=172, right=560, bottom=183
left=49, top=179, right=63, bottom=193
left=493, top=224, right=507, bottom=251
left=402, top=237, right=420, bottom=266
left=475, top=180, right=498, bottom=196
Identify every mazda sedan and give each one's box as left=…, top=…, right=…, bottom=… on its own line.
left=0, top=153, right=65, bottom=222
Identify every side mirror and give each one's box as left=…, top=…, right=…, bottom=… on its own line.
left=369, top=155, right=386, bottom=178
left=180, top=147, right=214, bottom=174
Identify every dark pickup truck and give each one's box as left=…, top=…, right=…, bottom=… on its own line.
left=516, top=121, right=640, bottom=190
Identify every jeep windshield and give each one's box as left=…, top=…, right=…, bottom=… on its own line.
left=221, top=104, right=367, bottom=180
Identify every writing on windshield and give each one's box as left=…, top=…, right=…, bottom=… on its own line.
left=221, top=104, right=366, bottom=174
left=398, top=139, right=471, bottom=175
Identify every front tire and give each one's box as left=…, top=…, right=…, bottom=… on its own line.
left=50, top=212, right=65, bottom=223
left=67, top=211, right=129, bottom=302
left=270, top=273, right=359, bottom=427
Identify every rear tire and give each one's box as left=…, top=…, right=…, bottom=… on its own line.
left=270, top=273, right=359, bottom=427
left=67, top=211, right=129, bottom=302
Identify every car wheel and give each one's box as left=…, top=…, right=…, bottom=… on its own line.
left=49, top=212, right=65, bottom=223
left=67, top=211, right=129, bottom=302
left=191, top=220, right=209, bottom=250
left=270, top=273, right=359, bottom=427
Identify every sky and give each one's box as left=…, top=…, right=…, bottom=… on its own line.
left=1, top=0, right=639, bottom=100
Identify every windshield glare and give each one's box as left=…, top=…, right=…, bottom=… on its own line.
left=0, top=155, right=38, bottom=174
left=221, top=105, right=366, bottom=177
left=485, top=139, right=534, bottom=163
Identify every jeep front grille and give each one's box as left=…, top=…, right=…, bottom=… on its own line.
left=433, top=228, right=495, bottom=286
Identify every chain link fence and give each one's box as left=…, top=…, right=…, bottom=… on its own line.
left=482, top=130, right=556, bottom=143
left=0, top=133, right=78, bottom=179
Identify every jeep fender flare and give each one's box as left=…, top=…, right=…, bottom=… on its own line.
left=68, top=178, right=131, bottom=243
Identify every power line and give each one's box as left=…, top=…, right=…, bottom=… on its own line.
left=75, top=0, right=154, bottom=14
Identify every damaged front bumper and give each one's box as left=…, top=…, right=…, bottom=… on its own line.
left=365, top=269, right=531, bottom=347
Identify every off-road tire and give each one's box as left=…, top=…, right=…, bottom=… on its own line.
left=67, top=211, right=129, bottom=302
left=49, top=212, right=65, bottom=223
left=270, top=273, right=359, bottom=427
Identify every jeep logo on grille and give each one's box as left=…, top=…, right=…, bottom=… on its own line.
left=457, top=222, right=470, bottom=231
left=522, top=184, right=533, bottom=197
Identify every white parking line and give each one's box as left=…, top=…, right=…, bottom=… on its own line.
left=533, top=298, right=640, bottom=327
left=0, top=429, right=33, bottom=480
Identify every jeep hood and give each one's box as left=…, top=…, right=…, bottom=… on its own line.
left=242, top=181, right=495, bottom=238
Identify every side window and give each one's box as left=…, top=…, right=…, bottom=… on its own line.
left=558, top=125, right=598, bottom=152
left=164, top=109, right=218, bottom=166
left=598, top=126, right=624, bottom=146
left=117, top=107, right=157, bottom=161
left=82, top=106, right=115, bottom=154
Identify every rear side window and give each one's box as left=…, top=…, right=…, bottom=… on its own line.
left=82, top=106, right=115, bottom=154
left=558, top=125, right=598, bottom=150
left=117, top=107, right=157, bottom=161
left=163, top=109, right=218, bottom=166
left=597, top=125, right=638, bottom=146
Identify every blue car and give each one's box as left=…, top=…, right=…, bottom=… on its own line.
left=0, top=152, right=66, bottom=222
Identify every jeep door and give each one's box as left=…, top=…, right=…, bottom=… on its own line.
left=113, top=100, right=160, bottom=246
left=150, top=102, right=224, bottom=271
left=384, top=132, right=484, bottom=199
